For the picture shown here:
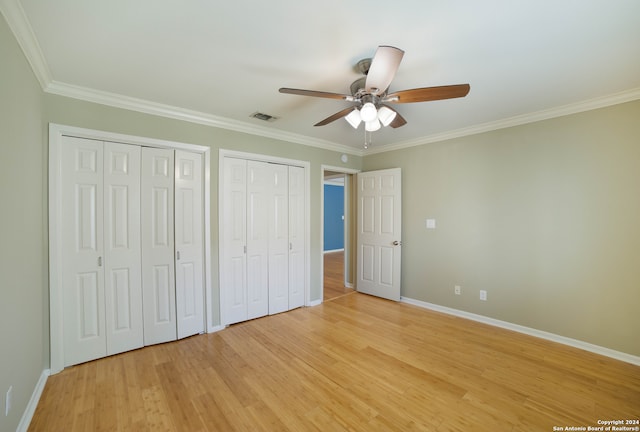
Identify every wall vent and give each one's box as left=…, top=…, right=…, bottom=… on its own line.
left=250, top=112, right=279, bottom=122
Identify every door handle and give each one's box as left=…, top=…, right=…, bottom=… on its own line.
left=176, top=251, right=180, bottom=260
left=392, top=240, right=401, bottom=246
left=98, top=256, right=102, bottom=266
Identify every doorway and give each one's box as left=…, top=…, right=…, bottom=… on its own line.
left=321, top=166, right=358, bottom=301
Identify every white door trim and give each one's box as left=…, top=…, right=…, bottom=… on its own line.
left=320, top=165, right=360, bottom=302
left=48, top=123, right=212, bottom=374
left=218, top=149, right=311, bottom=325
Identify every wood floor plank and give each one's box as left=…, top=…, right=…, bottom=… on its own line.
left=323, top=251, right=353, bottom=301
left=29, top=292, right=640, bottom=431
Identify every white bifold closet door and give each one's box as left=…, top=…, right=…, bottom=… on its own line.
left=61, top=137, right=143, bottom=367
left=288, top=165, right=305, bottom=310
left=265, top=162, right=289, bottom=315
left=141, top=148, right=205, bottom=345
left=246, top=160, right=271, bottom=320
left=222, top=157, right=249, bottom=324
left=174, top=150, right=205, bottom=339
left=60, top=139, right=204, bottom=367
left=222, top=157, right=305, bottom=325
left=141, top=147, right=177, bottom=345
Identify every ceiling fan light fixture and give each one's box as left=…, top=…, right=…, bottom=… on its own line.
left=377, top=106, right=397, bottom=127
left=365, top=119, right=381, bottom=132
left=360, top=102, right=378, bottom=122
left=345, top=109, right=362, bottom=129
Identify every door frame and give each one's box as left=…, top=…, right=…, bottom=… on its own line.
left=48, top=123, right=212, bottom=374
left=320, top=165, right=360, bottom=302
left=218, top=149, right=311, bottom=325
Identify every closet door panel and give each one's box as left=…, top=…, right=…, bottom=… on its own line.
left=175, top=151, right=204, bottom=339
left=222, top=158, right=248, bottom=325
left=61, top=136, right=106, bottom=366
left=104, top=142, right=143, bottom=355
left=246, top=161, right=269, bottom=320
left=268, top=164, right=289, bottom=315
left=141, top=148, right=177, bottom=345
left=288, top=165, right=305, bottom=309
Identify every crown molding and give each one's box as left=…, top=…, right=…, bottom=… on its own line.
left=0, top=0, right=51, bottom=89
left=366, top=87, right=640, bottom=155
left=4, top=0, right=638, bottom=157
left=44, top=81, right=363, bottom=156
left=0, top=0, right=361, bottom=156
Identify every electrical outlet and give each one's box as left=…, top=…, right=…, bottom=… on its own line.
left=5, top=386, right=12, bottom=416
left=479, top=290, right=487, bottom=301
left=454, top=285, right=461, bottom=295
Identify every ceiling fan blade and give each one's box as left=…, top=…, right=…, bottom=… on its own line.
left=385, top=84, right=470, bottom=103
left=383, top=105, right=407, bottom=128
left=314, top=107, right=356, bottom=126
left=365, top=46, right=404, bottom=95
left=279, top=87, right=351, bottom=100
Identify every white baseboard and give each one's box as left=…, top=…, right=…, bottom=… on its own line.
left=400, top=297, right=640, bottom=366
left=345, top=282, right=354, bottom=289
left=307, top=299, right=322, bottom=307
left=323, top=248, right=344, bottom=254
left=17, top=369, right=49, bottom=432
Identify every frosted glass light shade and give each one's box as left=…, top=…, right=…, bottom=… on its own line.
left=345, top=109, right=362, bottom=128
left=360, top=102, right=378, bottom=122
left=377, top=106, right=397, bottom=127
left=365, top=119, right=381, bottom=132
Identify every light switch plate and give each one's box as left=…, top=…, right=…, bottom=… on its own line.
left=426, top=219, right=436, bottom=229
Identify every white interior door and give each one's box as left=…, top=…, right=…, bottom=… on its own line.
left=268, top=163, right=289, bottom=315
left=141, top=147, right=177, bottom=345
left=246, top=161, right=270, bottom=319
left=61, top=137, right=106, bottom=366
left=174, top=150, right=205, bottom=338
left=288, top=165, right=305, bottom=309
left=356, top=168, right=402, bottom=301
left=222, top=157, right=248, bottom=325
left=103, top=142, right=143, bottom=355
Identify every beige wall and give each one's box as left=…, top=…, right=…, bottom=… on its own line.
left=0, top=14, right=47, bottom=432
left=363, top=100, right=640, bottom=356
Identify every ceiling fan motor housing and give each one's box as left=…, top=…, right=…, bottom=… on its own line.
left=356, top=58, right=372, bottom=75
left=350, top=77, right=367, bottom=98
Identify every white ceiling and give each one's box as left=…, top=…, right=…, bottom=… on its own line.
left=4, top=0, right=640, bottom=153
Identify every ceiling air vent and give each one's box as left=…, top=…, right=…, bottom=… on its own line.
left=250, top=112, right=279, bottom=122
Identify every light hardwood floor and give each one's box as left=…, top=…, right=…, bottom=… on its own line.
left=30, top=293, right=639, bottom=431
left=323, top=250, right=353, bottom=301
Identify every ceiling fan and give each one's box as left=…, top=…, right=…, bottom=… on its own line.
left=279, top=46, right=470, bottom=142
